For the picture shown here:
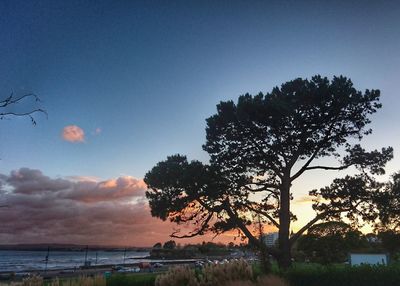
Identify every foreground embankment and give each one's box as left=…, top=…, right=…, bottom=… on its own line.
left=1, top=261, right=400, bottom=286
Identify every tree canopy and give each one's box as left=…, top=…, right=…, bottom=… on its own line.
left=375, top=172, right=400, bottom=232
left=145, top=75, right=393, bottom=269
left=296, top=221, right=366, bottom=264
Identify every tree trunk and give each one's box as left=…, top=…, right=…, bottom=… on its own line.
left=278, top=176, right=291, bottom=269
left=259, top=242, right=272, bottom=273
left=225, top=205, right=271, bottom=272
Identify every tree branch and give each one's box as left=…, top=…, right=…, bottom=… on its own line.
left=0, top=93, right=41, bottom=107
left=289, top=213, right=324, bottom=244
left=170, top=212, right=213, bottom=238
left=242, top=203, right=280, bottom=228
left=289, top=202, right=363, bottom=244
left=243, top=184, right=279, bottom=193
left=0, top=92, right=47, bottom=125
left=304, top=164, right=351, bottom=171
left=0, top=109, right=47, bottom=118
left=290, top=119, right=345, bottom=182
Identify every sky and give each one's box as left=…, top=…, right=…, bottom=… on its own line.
left=0, top=0, right=399, bottom=246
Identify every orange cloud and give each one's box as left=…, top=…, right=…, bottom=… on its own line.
left=62, top=125, right=85, bottom=143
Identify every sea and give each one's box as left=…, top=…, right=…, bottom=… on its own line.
left=0, top=250, right=150, bottom=273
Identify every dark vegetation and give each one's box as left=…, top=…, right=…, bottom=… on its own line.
left=282, top=263, right=400, bottom=286
left=104, top=263, right=400, bottom=286
left=150, top=241, right=232, bottom=259
left=294, top=222, right=400, bottom=264
left=107, top=273, right=156, bottom=286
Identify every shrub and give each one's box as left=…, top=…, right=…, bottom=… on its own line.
left=199, top=259, right=253, bottom=286
left=283, top=264, right=400, bottom=286
left=0, top=275, right=44, bottom=286
left=227, top=276, right=287, bottom=286
left=107, top=273, right=156, bottom=286
left=255, top=275, right=288, bottom=286
left=155, top=260, right=286, bottom=286
left=155, top=266, right=199, bottom=286
left=0, top=275, right=106, bottom=286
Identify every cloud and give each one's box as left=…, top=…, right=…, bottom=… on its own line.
left=2, top=168, right=145, bottom=202
left=94, top=128, right=102, bottom=135
left=62, top=125, right=85, bottom=143
left=61, top=176, right=147, bottom=203
left=6, top=168, right=71, bottom=194
left=294, top=195, right=325, bottom=205
left=0, top=168, right=234, bottom=246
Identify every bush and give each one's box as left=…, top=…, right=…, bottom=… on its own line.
left=255, top=276, right=287, bottom=286
left=155, top=266, right=199, bottom=286
left=107, top=273, right=156, bottom=286
left=155, top=260, right=286, bottom=286
left=199, top=259, right=253, bottom=286
left=283, top=264, right=400, bottom=286
left=0, top=275, right=106, bottom=286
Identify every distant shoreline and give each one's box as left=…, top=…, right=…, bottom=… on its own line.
left=0, top=245, right=152, bottom=252
left=0, top=259, right=201, bottom=281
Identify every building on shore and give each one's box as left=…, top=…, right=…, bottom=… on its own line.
left=261, top=232, right=279, bottom=247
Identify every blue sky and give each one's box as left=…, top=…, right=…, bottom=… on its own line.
left=1, top=0, right=399, bottom=180
left=0, top=1, right=400, bottom=243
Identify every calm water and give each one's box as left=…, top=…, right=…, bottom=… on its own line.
left=0, top=250, right=150, bottom=272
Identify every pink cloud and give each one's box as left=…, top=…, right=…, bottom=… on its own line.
left=0, top=168, right=235, bottom=246
left=61, top=176, right=147, bottom=203
left=62, top=125, right=85, bottom=143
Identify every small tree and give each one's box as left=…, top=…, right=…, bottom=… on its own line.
left=145, top=75, right=393, bottom=269
left=163, top=240, right=177, bottom=250
left=153, top=242, right=162, bottom=249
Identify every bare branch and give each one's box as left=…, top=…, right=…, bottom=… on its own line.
left=242, top=202, right=280, bottom=228
left=289, top=213, right=324, bottom=244
left=304, top=164, right=351, bottom=171
left=289, top=202, right=363, bottom=244
left=243, top=184, right=279, bottom=194
left=170, top=212, right=213, bottom=238
left=0, top=92, right=47, bottom=125
left=0, top=93, right=41, bottom=107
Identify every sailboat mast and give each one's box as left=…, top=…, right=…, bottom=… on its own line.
left=123, top=248, right=126, bottom=264
left=44, top=246, right=50, bottom=273
left=84, top=245, right=88, bottom=266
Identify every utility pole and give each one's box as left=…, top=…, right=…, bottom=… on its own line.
left=123, top=248, right=126, bottom=265
left=84, top=245, right=89, bottom=266
left=44, top=246, right=50, bottom=274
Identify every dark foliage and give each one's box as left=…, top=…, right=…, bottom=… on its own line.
left=283, top=264, right=400, bottom=286
left=297, top=222, right=367, bottom=264
left=163, top=240, right=177, bottom=250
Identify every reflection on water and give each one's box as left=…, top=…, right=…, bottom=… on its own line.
left=0, top=250, right=150, bottom=272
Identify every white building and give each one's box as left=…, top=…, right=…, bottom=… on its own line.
left=349, top=253, right=388, bottom=266
left=262, top=232, right=279, bottom=247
